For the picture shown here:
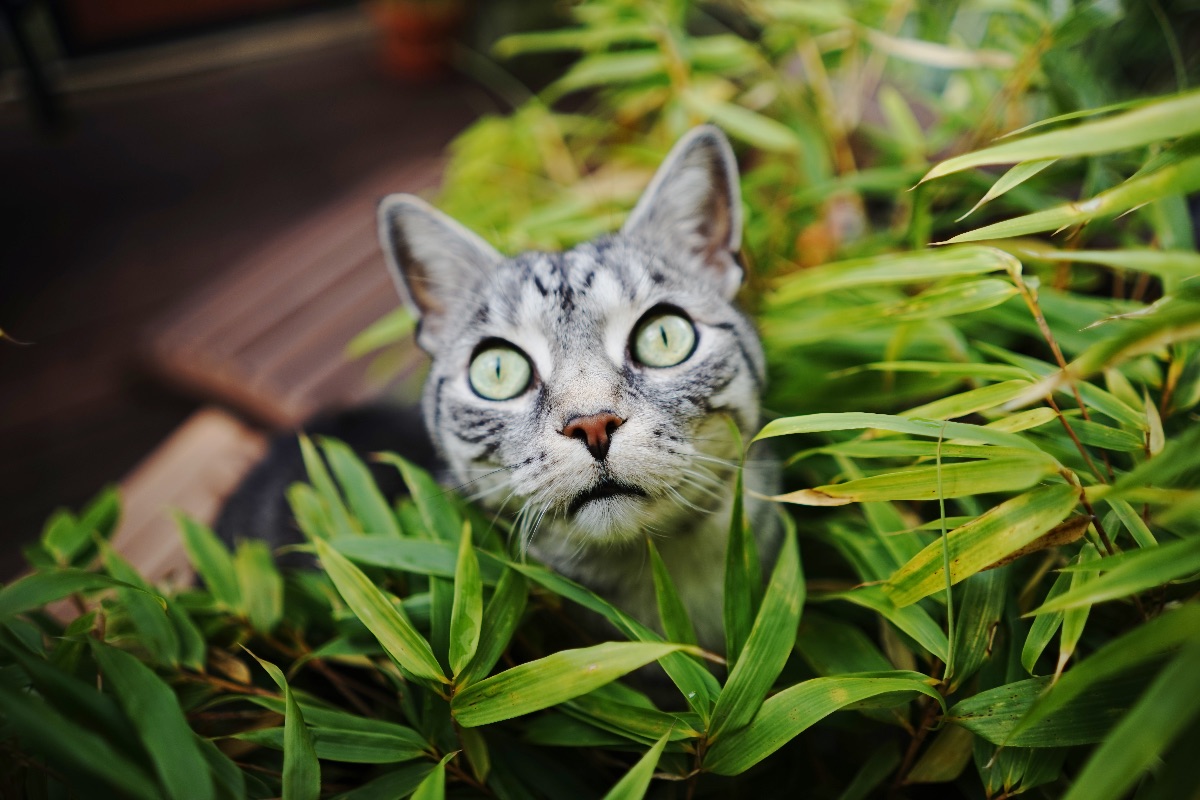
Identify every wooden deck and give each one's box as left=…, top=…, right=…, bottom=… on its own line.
left=0, top=21, right=477, bottom=577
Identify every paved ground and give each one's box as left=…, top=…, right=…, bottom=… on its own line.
left=0, top=16, right=481, bottom=576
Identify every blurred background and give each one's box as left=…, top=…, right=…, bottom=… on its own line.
left=0, top=0, right=562, bottom=577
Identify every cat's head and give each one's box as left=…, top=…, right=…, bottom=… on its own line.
left=377, top=126, right=765, bottom=552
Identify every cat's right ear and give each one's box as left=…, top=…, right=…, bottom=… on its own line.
left=377, top=194, right=503, bottom=350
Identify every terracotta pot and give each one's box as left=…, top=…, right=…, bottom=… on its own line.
left=368, top=0, right=465, bottom=82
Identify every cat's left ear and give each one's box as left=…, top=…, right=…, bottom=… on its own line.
left=621, top=125, right=743, bottom=299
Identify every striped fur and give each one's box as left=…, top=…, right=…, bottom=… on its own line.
left=378, top=127, right=780, bottom=649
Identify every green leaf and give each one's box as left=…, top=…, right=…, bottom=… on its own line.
left=1029, top=536, right=1200, bottom=615
left=920, top=90, right=1200, bottom=182
left=299, top=434, right=357, bottom=538
left=449, top=523, right=483, bottom=678
left=957, top=158, right=1057, bottom=220
left=944, top=156, right=1200, bottom=243
left=234, top=539, right=283, bottom=633
left=884, top=484, right=1080, bottom=606
left=705, top=672, right=943, bottom=775
left=88, top=641, right=214, bottom=800
left=723, top=466, right=755, bottom=665
left=648, top=539, right=697, bottom=647
left=1021, top=569, right=1071, bottom=674
left=681, top=91, right=801, bottom=152
left=329, top=763, right=434, bottom=800
left=768, top=246, right=1019, bottom=305
left=950, top=672, right=1145, bottom=747
left=175, top=515, right=238, bottom=609
left=771, top=457, right=1057, bottom=506
left=451, top=642, right=688, bottom=727
left=457, top=566, right=527, bottom=686
left=411, top=752, right=456, bottom=800
left=320, top=437, right=401, bottom=537
left=377, top=453, right=461, bottom=541
left=710, top=525, right=804, bottom=739
left=1062, top=641, right=1200, bottom=800
left=825, top=585, right=949, bottom=662
left=1026, top=248, right=1200, bottom=294
left=1055, top=543, right=1099, bottom=676
left=0, top=569, right=153, bottom=620
left=795, top=611, right=893, bottom=676
left=247, top=651, right=320, bottom=800
left=754, top=411, right=1046, bottom=453
left=235, top=726, right=428, bottom=764
left=905, top=725, right=973, bottom=784
left=1004, top=604, right=1200, bottom=745
left=564, top=693, right=701, bottom=744
left=600, top=730, right=671, bottom=800
left=0, top=682, right=162, bottom=800
left=947, top=567, right=1006, bottom=692
left=548, top=50, right=665, bottom=97
left=98, top=539, right=180, bottom=667
left=314, top=537, right=448, bottom=685
left=901, top=380, right=1034, bottom=421
left=510, top=563, right=721, bottom=718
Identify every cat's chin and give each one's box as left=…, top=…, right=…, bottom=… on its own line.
left=566, top=493, right=655, bottom=546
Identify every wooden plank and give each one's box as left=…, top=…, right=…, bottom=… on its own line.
left=143, top=154, right=442, bottom=426
left=111, top=407, right=267, bottom=586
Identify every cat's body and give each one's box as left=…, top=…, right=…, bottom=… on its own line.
left=222, top=127, right=780, bottom=651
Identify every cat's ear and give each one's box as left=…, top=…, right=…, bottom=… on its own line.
left=377, top=194, right=502, bottom=348
left=621, top=125, right=743, bottom=299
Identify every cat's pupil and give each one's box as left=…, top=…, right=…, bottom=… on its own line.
left=659, top=326, right=668, bottom=346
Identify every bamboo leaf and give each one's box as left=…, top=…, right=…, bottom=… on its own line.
left=724, top=466, right=755, bottom=666
left=950, top=672, right=1145, bottom=747
left=345, top=307, right=414, bottom=358
left=451, top=642, right=688, bottom=727
left=770, top=457, right=1057, bottom=506
left=175, top=514, right=240, bottom=609
left=648, top=539, right=697, bottom=648
left=680, top=91, right=801, bottom=152
left=1030, top=536, right=1200, bottom=615
left=0, top=569, right=154, bottom=620
left=921, top=90, right=1200, bottom=182
left=458, top=566, right=527, bottom=686
left=234, top=727, right=428, bottom=764
left=1006, top=604, right=1200, bottom=744
left=944, top=156, right=1200, bottom=244
left=1021, top=569, right=1071, bottom=674
left=314, top=537, right=447, bottom=685
left=947, top=567, right=1006, bottom=692
left=755, top=411, right=1047, bottom=453
left=710, top=525, right=804, bottom=738
left=768, top=246, right=1019, bottom=304
left=320, top=437, right=400, bottom=537
left=1055, top=544, right=1099, bottom=677
left=88, top=641, right=213, bottom=800
left=247, top=651, right=320, bottom=800
left=600, top=730, right=671, bottom=800
left=0, top=683, right=162, bottom=800
left=957, top=159, right=1057, bottom=221
left=377, top=453, right=461, bottom=541
left=1061, top=641, right=1200, bottom=800
left=1024, top=248, right=1200, bottom=294
left=705, top=672, right=942, bottom=775
left=234, top=539, right=283, bottom=634
left=299, top=434, right=357, bottom=538
left=411, top=752, right=456, bottom=800
left=510, top=563, right=720, bottom=718
left=884, top=485, right=1080, bottom=606
left=826, top=586, right=949, bottom=662
left=449, top=523, right=483, bottom=678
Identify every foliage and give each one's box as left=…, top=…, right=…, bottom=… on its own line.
left=6, top=0, right=1200, bottom=798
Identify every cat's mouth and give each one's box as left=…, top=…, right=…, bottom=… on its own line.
left=568, top=478, right=648, bottom=515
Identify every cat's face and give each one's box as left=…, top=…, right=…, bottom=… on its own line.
left=378, top=127, right=764, bottom=553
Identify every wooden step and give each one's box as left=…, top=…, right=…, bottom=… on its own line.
left=143, top=155, right=438, bottom=427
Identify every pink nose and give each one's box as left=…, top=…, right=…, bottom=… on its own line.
left=562, top=412, right=625, bottom=461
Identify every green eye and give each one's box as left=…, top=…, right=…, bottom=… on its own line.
left=633, top=311, right=696, bottom=367
left=469, top=344, right=532, bottom=400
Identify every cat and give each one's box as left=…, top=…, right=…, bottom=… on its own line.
left=375, top=126, right=780, bottom=650
left=220, top=126, right=779, bottom=651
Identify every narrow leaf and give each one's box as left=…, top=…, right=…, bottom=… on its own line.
left=314, top=537, right=447, bottom=685
left=600, top=730, right=671, bottom=800
left=451, top=642, right=687, bottom=727
left=247, top=651, right=320, bottom=800
left=648, top=539, right=697, bottom=647
left=449, top=523, right=483, bottom=677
